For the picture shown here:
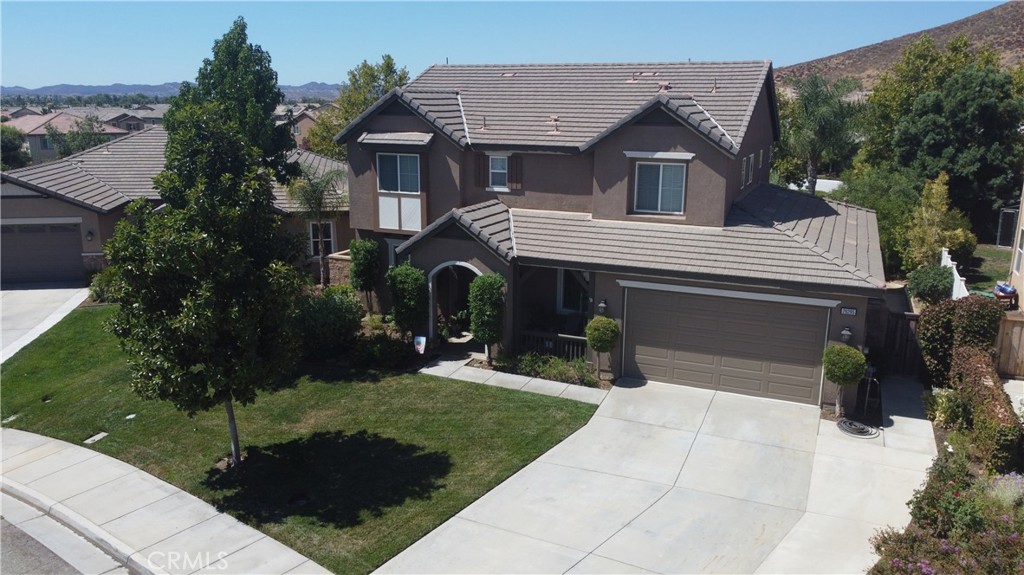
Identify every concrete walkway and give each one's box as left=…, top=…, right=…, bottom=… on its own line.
left=421, top=355, right=608, bottom=405
left=1, top=288, right=89, bottom=364
left=1, top=428, right=330, bottom=575
left=379, top=374, right=936, bottom=574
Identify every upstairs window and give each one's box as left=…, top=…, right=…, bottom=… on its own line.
left=489, top=155, right=508, bottom=190
left=746, top=153, right=755, bottom=185
left=634, top=162, right=686, bottom=214
left=377, top=153, right=420, bottom=194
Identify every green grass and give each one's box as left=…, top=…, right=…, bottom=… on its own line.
left=0, top=306, right=596, bottom=574
left=963, top=244, right=1013, bottom=292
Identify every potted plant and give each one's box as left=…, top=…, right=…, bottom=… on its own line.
left=586, top=316, right=620, bottom=381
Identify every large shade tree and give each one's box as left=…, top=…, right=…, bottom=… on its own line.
left=107, top=20, right=304, bottom=468
left=307, top=55, right=410, bottom=160
left=179, top=16, right=296, bottom=181
left=1, top=125, right=31, bottom=169
left=781, top=74, right=860, bottom=195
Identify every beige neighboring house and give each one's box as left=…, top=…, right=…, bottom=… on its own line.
left=337, top=60, right=886, bottom=408
left=3, top=112, right=129, bottom=164
left=1009, top=180, right=1024, bottom=296
left=63, top=104, right=170, bottom=132
left=0, top=126, right=352, bottom=287
left=290, top=110, right=319, bottom=149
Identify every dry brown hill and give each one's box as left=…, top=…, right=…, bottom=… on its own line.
left=775, top=1, right=1024, bottom=89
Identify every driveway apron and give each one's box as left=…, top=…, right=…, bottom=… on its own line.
left=377, top=379, right=933, bottom=574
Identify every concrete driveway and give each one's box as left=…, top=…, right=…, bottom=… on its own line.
left=1, top=288, right=89, bottom=364
left=377, top=379, right=935, bottom=574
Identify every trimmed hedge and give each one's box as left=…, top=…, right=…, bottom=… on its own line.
left=919, top=295, right=1005, bottom=387
left=908, top=265, right=954, bottom=305
left=952, top=295, right=1005, bottom=354
left=295, top=285, right=364, bottom=361
left=949, top=346, right=1023, bottom=474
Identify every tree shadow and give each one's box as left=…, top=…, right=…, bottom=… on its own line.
left=202, top=430, right=452, bottom=528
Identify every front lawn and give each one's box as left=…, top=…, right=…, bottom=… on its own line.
left=0, top=306, right=596, bottom=574
left=963, top=243, right=1013, bottom=292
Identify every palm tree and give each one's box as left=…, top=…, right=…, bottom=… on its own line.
left=287, top=165, right=346, bottom=285
left=785, top=75, right=860, bottom=195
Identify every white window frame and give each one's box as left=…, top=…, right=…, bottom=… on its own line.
left=557, top=269, right=589, bottom=314
left=747, top=153, right=755, bottom=185
left=488, top=154, right=509, bottom=192
left=633, top=161, right=687, bottom=215
left=292, top=123, right=301, bottom=135
left=759, top=149, right=764, bottom=169
left=308, top=220, right=335, bottom=257
left=1016, top=228, right=1024, bottom=275
left=376, top=153, right=421, bottom=194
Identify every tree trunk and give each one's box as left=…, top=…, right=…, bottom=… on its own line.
left=835, top=387, right=844, bottom=418
left=224, top=398, right=241, bottom=467
left=806, top=159, right=818, bottom=196
left=317, top=220, right=328, bottom=287
left=485, top=344, right=492, bottom=366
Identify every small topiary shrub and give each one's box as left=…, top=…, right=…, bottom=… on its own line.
left=348, top=238, right=379, bottom=311
left=585, top=316, right=620, bottom=379
left=908, top=265, right=953, bottom=305
left=88, top=266, right=121, bottom=303
left=918, top=298, right=957, bottom=387
left=385, top=262, right=427, bottom=340
left=295, top=285, right=364, bottom=361
left=822, top=343, right=866, bottom=416
left=468, top=273, right=506, bottom=365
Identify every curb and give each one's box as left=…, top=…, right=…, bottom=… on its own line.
left=1, top=476, right=155, bottom=575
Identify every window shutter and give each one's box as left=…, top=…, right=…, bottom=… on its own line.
left=509, top=155, right=523, bottom=190
left=475, top=153, right=488, bottom=188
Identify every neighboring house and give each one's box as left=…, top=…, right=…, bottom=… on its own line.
left=64, top=105, right=170, bottom=131
left=0, top=126, right=351, bottom=287
left=290, top=110, right=319, bottom=149
left=2, top=112, right=128, bottom=164
left=5, top=106, right=45, bottom=119
left=335, top=61, right=886, bottom=407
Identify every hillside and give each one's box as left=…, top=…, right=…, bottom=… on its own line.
left=775, top=1, right=1024, bottom=89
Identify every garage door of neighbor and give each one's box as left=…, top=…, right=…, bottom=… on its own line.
left=1, top=223, right=84, bottom=287
left=624, top=289, right=829, bottom=404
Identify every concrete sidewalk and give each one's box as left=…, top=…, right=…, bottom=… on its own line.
left=1, top=428, right=330, bottom=575
left=420, top=355, right=608, bottom=405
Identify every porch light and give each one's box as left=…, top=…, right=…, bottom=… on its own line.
left=86, top=230, right=94, bottom=242
left=597, top=299, right=608, bottom=315
left=840, top=327, right=852, bottom=343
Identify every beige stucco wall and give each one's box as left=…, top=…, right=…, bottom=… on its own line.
left=0, top=186, right=109, bottom=253
left=729, top=81, right=777, bottom=205
left=463, top=152, right=595, bottom=213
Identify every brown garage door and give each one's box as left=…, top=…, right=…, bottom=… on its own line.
left=1, top=223, right=85, bottom=287
left=624, top=289, right=828, bottom=404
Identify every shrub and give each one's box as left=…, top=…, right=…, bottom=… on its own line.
left=908, top=449, right=974, bottom=536
left=981, top=473, right=1024, bottom=509
left=351, top=332, right=417, bottom=370
left=944, top=228, right=977, bottom=265
left=295, top=285, right=364, bottom=361
left=385, top=262, right=427, bottom=339
left=586, top=316, right=620, bottom=378
left=907, top=265, right=953, bottom=305
left=918, top=299, right=957, bottom=387
left=502, top=352, right=598, bottom=387
left=348, top=238, right=379, bottom=310
left=823, top=344, right=867, bottom=386
left=88, top=266, right=121, bottom=303
left=951, top=295, right=1004, bottom=354
left=924, top=388, right=972, bottom=431
left=468, top=274, right=506, bottom=362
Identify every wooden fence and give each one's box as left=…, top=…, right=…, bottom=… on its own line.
left=996, top=313, right=1024, bottom=378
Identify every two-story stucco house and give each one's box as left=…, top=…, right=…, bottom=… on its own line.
left=336, top=61, right=886, bottom=407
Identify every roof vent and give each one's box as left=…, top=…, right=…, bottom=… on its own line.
left=710, top=79, right=718, bottom=94
left=547, top=115, right=560, bottom=133
left=500, top=72, right=518, bottom=77
left=479, top=116, right=488, bottom=131
left=658, top=81, right=672, bottom=92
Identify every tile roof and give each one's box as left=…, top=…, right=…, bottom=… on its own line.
left=2, top=126, right=347, bottom=214
left=3, top=111, right=129, bottom=136
left=340, top=61, right=773, bottom=155
left=399, top=185, right=885, bottom=293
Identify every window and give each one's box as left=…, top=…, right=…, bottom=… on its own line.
left=634, top=162, right=685, bottom=214
left=747, top=154, right=755, bottom=185
left=40, top=137, right=52, bottom=150
left=309, top=221, right=334, bottom=257
left=377, top=153, right=420, bottom=194
left=292, top=123, right=301, bottom=135
left=557, top=269, right=588, bottom=314
left=759, top=149, right=764, bottom=169
left=385, top=238, right=407, bottom=267
left=489, top=155, right=508, bottom=190
left=1016, top=229, right=1024, bottom=274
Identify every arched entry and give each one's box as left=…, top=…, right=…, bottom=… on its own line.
left=427, top=261, right=484, bottom=339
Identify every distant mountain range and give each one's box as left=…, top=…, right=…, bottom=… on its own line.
left=776, top=1, right=1024, bottom=90
left=1, top=82, right=343, bottom=101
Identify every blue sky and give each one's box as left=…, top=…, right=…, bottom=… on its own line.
left=0, top=1, right=1003, bottom=88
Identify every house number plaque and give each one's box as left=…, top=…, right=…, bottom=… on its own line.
left=840, top=307, right=857, bottom=316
